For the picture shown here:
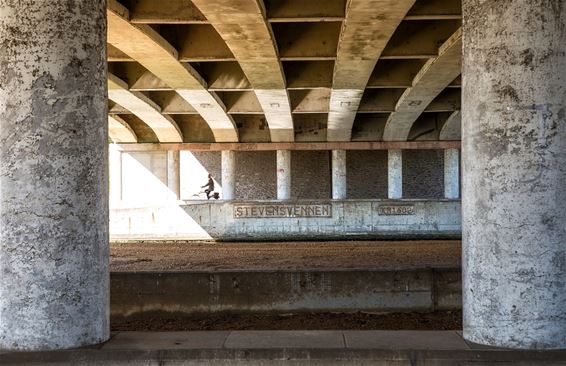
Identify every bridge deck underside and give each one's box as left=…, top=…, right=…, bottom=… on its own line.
left=107, top=0, right=462, bottom=144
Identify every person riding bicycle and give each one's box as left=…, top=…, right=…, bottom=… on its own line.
left=201, top=174, right=215, bottom=200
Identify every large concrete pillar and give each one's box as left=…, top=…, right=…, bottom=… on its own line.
left=332, top=150, right=347, bottom=200
left=0, top=0, right=108, bottom=351
left=167, top=150, right=181, bottom=201
left=221, top=150, right=235, bottom=200
left=277, top=150, right=291, bottom=200
left=444, top=149, right=460, bottom=199
left=388, top=150, right=402, bottom=199
left=462, top=1, right=566, bottom=349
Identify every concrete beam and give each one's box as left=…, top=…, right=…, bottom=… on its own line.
left=108, top=115, right=138, bottom=143
left=204, top=62, right=252, bottom=91
left=405, top=0, right=462, bottom=20
left=327, top=0, right=416, bottom=141
left=383, top=28, right=462, bottom=141
left=439, top=111, right=461, bottom=140
left=149, top=91, right=198, bottom=115
left=178, top=25, right=236, bottom=62
left=107, top=73, right=183, bottom=142
left=223, top=91, right=263, bottom=114
left=108, top=44, right=133, bottom=62
left=129, top=0, right=207, bottom=24
left=284, top=61, right=334, bottom=89
left=290, top=89, right=331, bottom=113
left=367, top=60, right=426, bottom=89
left=130, top=70, right=171, bottom=91
left=274, top=22, right=341, bottom=60
left=266, top=0, right=346, bottom=22
left=107, top=0, right=239, bottom=142
left=191, top=0, right=294, bottom=142
left=381, top=20, right=461, bottom=59
left=115, top=141, right=460, bottom=152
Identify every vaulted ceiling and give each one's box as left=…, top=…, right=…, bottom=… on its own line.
left=107, top=0, right=462, bottom=144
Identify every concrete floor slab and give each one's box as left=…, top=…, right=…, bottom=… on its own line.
left=224, top=330, right=346, bottom=349
left=343, top=330, right=469, bottom=350
left=2, top=331, right=566, bottom=365
left=101, top=331, right=230, bottom=350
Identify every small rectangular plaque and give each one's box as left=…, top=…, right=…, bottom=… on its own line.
left=377, top=205, right=415, bottom=216
left=234, top=204, right=332, bottom=218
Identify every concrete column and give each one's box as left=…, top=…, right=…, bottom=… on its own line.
left=388, top=150, right=402, bottom=199
left=332, top=150, right=347, bottom=200
left=0, top=0, right=108, bottom=351
left=277, top=150, right=292, bottom=200
left=167, top=150, right=181, bottom=201
left=463, top=1, right=565, bottom=349
left=109, top=146, right=123, bottom=205
left=221, top=150, right=235, bottom=200
left=444, top=149, right=460, bottom=199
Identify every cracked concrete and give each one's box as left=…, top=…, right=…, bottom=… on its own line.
left=462, top=0, right=566, bottom=349
left=0, top=0, right=109, bottom=351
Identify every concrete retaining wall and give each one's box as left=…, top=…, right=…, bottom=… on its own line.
left=110, top=200, right=461, bottom=241
left=110, top=269, right=461, bottom=317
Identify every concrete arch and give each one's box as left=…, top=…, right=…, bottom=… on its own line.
left=327, top=0, right=416, bottom=142
left=191, top=0, right=294, bottom=142
left=107, top=73, right=183, bottom=142
left=108, top=115, right=138, bottom=143
left=382, top=28, right=462, bottom=141
left=107, top=0, right=239, bottom=142
left=439, top=111, right=461, bottom=140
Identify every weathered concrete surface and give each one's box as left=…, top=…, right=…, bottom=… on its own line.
left=4, top=331, right=566, bottom=366
left=0, top=0, right=109, bottom=350
left=382, top=29, right=462, bottom=141
left=332, top=150, right=347, bottom=199
left=388, top=150, right=403, bottom=199
left=167, top=150, right=180, bottom=200
left=444, top=149, right=459, bottom=199
left=221, top=150, right=235, bottom=200
left=190, top=0, right=295, bottom=142
left=107, top=0, right=239, bottom=142
left=326, top=0, right=416, bottom=141
left=462, top=0, right=566, bottom=349
left=109, top=269, right=461, bottom=317
left=276, top=150, right=291, bottom=200
left=110, top=200, right=461, bottom=241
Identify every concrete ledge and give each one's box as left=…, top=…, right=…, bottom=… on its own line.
left=3, top=331, right=566, bottom=365
left=110, top=199, right=462, bottom=241
left=110, top=269, right=461, bottom=317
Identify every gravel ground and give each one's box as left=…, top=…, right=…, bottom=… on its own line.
left=110, top=240, right=461, bottom=272
left=111, top=310, right=462, bottom=331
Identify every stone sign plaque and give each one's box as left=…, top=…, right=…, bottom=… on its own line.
left=234, top=204, right=332, bottom=218
left=377, top=205, right=415, bottom=216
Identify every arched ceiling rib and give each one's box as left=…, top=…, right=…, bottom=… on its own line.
left=107, top=0, right=239, bottom=142
left=106, top=0, right=463, bottom=144
left=108, top=115, right=139, bottom=143
left=439, top=110, right=462, bottom=140
left=108, top=73, right=183, bottom=142
left=327, top=0, right=417, bottom=142
left=190, top=0, right=294, bottom=142
left=382, top=28, right=462, bottom=141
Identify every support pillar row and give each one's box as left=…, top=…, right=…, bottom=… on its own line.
left=332, top=150, right=347, bottom=200
left=277, top=150, right=292, bottom=200
left=221, top=150, right=235, bottom=200
left=388, top=150, right=402, bottom=199
left=444, top=149, right=460, bottom=199
left=462, top=0, right=566, bottom=349
left=0, top=0, right=109, bottom=351
left=167, top=150, right=180, bottom=201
